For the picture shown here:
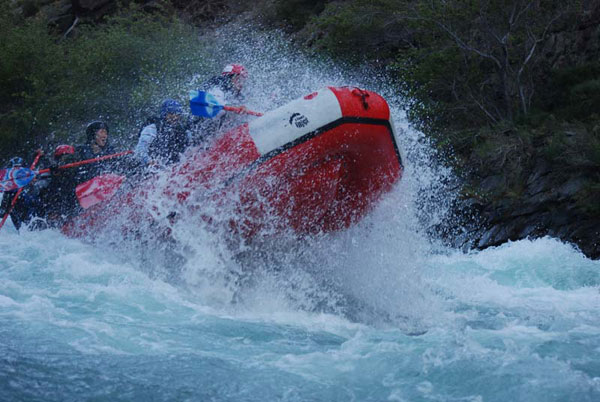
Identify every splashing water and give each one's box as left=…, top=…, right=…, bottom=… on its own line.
left=1, top=27, right=599, bottom=401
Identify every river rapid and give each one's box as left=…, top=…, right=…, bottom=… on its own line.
left=1, top=28, right=599, bottom=402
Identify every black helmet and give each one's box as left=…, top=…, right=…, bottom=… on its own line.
left=86, top=121, right=109, bottom=143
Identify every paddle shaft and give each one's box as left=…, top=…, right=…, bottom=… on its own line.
left=0, top=150, right=43, bottom=230
left=37, top=150, right=133, bottom=174
left=0, top=150, right=133, bottom=187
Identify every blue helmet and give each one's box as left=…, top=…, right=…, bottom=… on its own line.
left=9, top=156, right=23, bottom=167
left=160, top=99, right=183, bottom=119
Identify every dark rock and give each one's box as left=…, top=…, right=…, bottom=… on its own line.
left=548, top=209, right=571, bottom=227
left=525, top=159, right=552, bottom=188
left=479, top=174, right=505, bottom=194
left=518, top=220, right=539, bottom=238
left=554, top=224, right=572, bottom=238
left=467, top=191, right=600, bottom=258
left=39, top=0, right=73, bottom=31
left=478, top=218, right=530, bottom=248
left=557, top=177, right=587, bottom=200
left=569, top=221, right=598, bottom=240
left=524, top=189, right=556, bottom=206
left=510, top=202, right=544, bottom=217
left=477, top=226, right=500, bottom=248
left=525, top=175, right=553, bottom=197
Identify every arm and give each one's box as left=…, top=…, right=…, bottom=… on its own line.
left=134, top=124, right=157, bottom=164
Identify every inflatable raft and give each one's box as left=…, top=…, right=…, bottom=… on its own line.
left=62, top=87, right=403, bottom=240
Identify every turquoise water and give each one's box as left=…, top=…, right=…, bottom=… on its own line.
left=1, top=220, right=599, bottom=401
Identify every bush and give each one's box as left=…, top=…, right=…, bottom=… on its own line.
left=271, top=0, right=328, bottom=32
left=303, top=0, right=407, bottom=62
left=0, top=1, right=211, bottom=162
left=540, top=62, right=600, bottom=121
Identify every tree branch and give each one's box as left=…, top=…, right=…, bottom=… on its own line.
left=62, top=16, right=79, bottom=41
left=433, top=20, right=503, bottom=69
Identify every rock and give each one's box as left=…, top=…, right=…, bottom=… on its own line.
left=517, top=220, right=539, bottom=238
left=510, top=203, right=540, bottom=217
left=469, top=196, right=599, bottom=259
left=479, top=218, right=532, bottom=248
left=479, top=174, right=505, bottom=194
left=39, top=0, right=73, bottom=31
left=526, top=159, right=552, bottom=186
left=557, top=177, right=587, bottom=200
left=524, top=189, right=556, bottom=206
left=525, top=173, right=553, bottom=197
left=549, top=209, right=571, bottom=227
left=477, top=226, right=500, bottom=248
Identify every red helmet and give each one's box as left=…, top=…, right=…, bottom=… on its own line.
left=54, top=144, right=75, bottom=159
left=221, top=63, right=248, bottom=78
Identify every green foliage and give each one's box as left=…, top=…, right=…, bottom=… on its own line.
left=547, top=62, right=600, bottom=94
left=540, top=62, right=600, bottom=121
left=0, top=1, right=211, bottom=162
left=394, top=0, right=578, bottom=130
left=271, top=0, right=328, bottom=31
left=394, top=45, right=491, bottom=136
left=301, top=0, right=409, bottom=62
left=0, top=7, right=57, bottom=157
left=541, top=131, right=567, bottom=162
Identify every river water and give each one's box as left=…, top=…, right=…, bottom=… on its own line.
left=2, top=28, right=599, bottom=402
left=2, top=217, right=599, bottom=401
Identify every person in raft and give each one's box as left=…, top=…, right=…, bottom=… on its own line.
left=134, top=99, right=192, bottom=167
left=0, top=149, right=77, bottom=230
left=0, top=156, right=47, bottom=230
left=191, top=63, right=250, bottom=146
left=39, top=145, right=83, bottom=226
left=76, top=120, right=116, bottom=180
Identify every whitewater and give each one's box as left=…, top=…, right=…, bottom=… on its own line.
left=1, top=29, right=600, bottom=401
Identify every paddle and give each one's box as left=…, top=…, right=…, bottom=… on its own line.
left=189, top=90, right=263, bottom=118
left=0, top=150, right=43, bottom=230
left=0, top=167, right=37, bottom=192
left=0, top=150, right=133, bottom=192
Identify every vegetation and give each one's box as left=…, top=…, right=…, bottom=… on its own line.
left=0, top=1, right=211, bottom=162
left=270, top=0, right=328, bottom=32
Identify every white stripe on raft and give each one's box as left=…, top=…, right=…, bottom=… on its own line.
left=248, top=88, right=343, bottom=156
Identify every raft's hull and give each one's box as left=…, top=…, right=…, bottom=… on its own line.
left=62, top=87, right=403, bottom=240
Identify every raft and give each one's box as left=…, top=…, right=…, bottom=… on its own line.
left=62, top=87, right=403, bottom=240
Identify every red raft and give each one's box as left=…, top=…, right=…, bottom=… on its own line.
left=62, top=87, right=403, bottom=240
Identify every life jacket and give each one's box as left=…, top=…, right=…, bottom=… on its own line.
left=75, top=142, right=116, bottom=181
left=138, top=116, right=191, bottom=166
left=38, top=153, right=82, bottom=225
left=1, top=172, right=51, bottom=230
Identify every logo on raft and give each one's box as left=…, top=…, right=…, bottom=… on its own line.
left=289, top=113, right=309, bottom=128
